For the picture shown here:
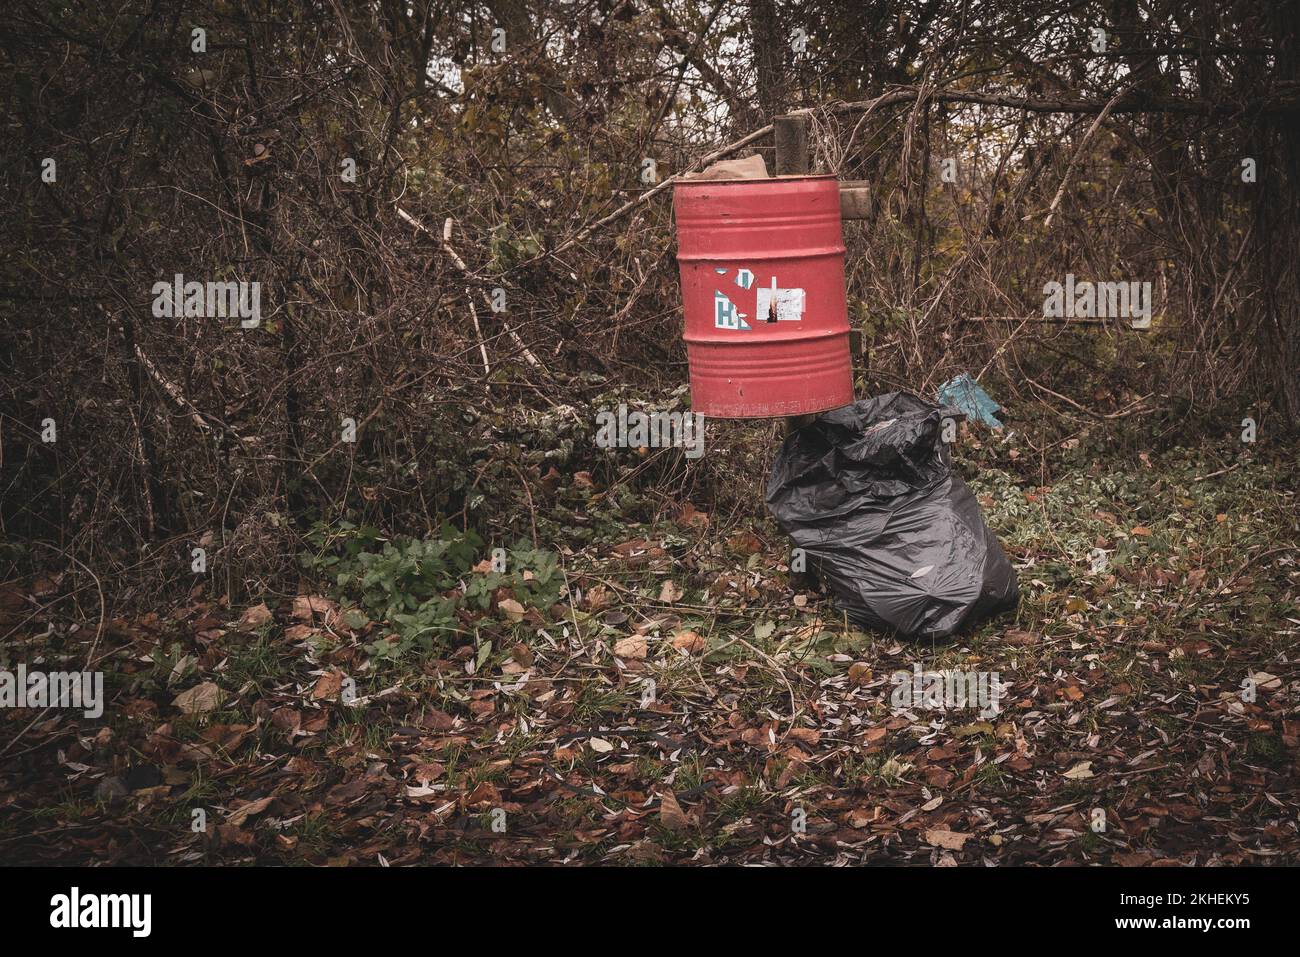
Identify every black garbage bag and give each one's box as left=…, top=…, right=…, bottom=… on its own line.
left=765, top=393, right=1019, bottom=640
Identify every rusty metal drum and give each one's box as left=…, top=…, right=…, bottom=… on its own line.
left=673, top=174, right=854, bottom=418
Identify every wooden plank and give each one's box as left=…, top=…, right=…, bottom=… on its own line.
left=839, top=181, right=871, bottom=219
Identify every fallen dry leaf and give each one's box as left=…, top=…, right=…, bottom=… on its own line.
left=925, top=829, right=972, bottom=850
left=283, top=624, right=318, bottom=642
left=726, top=531, right=762, bottom=555
left=225, top=796, right=273, bottom=827
left=787, top=727, right=821, bottom=747
left=464, top=781, right=501, bottom=807
left=292, top=595, right=337, bottom=621
left=411, top=761, right=446, bottom=784
left=235, top=603, right=272, bottom=631
left=172, top=681, right=224, bottom=714
left=659, top=789, right=689, bottom=830
left=583, top=584, right=612, bottom=612
left=848, top=806, right=879, bottom=828
left=1004, top=629, right=1041, bottom=646
left=311, top=670, right=343, bottom=701
left=613, top=635, right=647, bottom=659
left=677, top=503, right=709, bottom=529
left=670, top=630, right=705, bottom=654
left=658, top=580, right=684, bottom=603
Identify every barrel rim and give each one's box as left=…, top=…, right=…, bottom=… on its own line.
left=673, top=172, right=839, bottom=188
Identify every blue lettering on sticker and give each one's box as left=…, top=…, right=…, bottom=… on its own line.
left=714, top=291, right=750, bottom=330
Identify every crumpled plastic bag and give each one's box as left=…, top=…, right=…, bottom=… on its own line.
left=765, top=392, right=1019, bottom=640
left=936, top=372, right=1003, bottom=429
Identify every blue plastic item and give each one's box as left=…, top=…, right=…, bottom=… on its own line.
left=936, top=373, right=1003, bottom=429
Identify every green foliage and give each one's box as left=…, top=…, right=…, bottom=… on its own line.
left=487, top=221, right=542, bottom=269
left=853, top=301, right=909, bottom=343
left=300, top=522, right=562, bottom=661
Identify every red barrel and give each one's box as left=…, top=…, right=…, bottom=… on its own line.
left=674, top=174, right=854, bottom=418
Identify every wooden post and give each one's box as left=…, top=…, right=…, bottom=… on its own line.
left=773, top=114, right=809, bottom=176
left=774, top=115, right=813, bottom=436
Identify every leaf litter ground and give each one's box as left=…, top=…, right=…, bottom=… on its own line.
left=2, top=436, right=1298, bottom=866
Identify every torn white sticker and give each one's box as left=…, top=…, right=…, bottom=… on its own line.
left=735, top=268, right=755, bottom=289
left=756, top=282, right=805, bottom=322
